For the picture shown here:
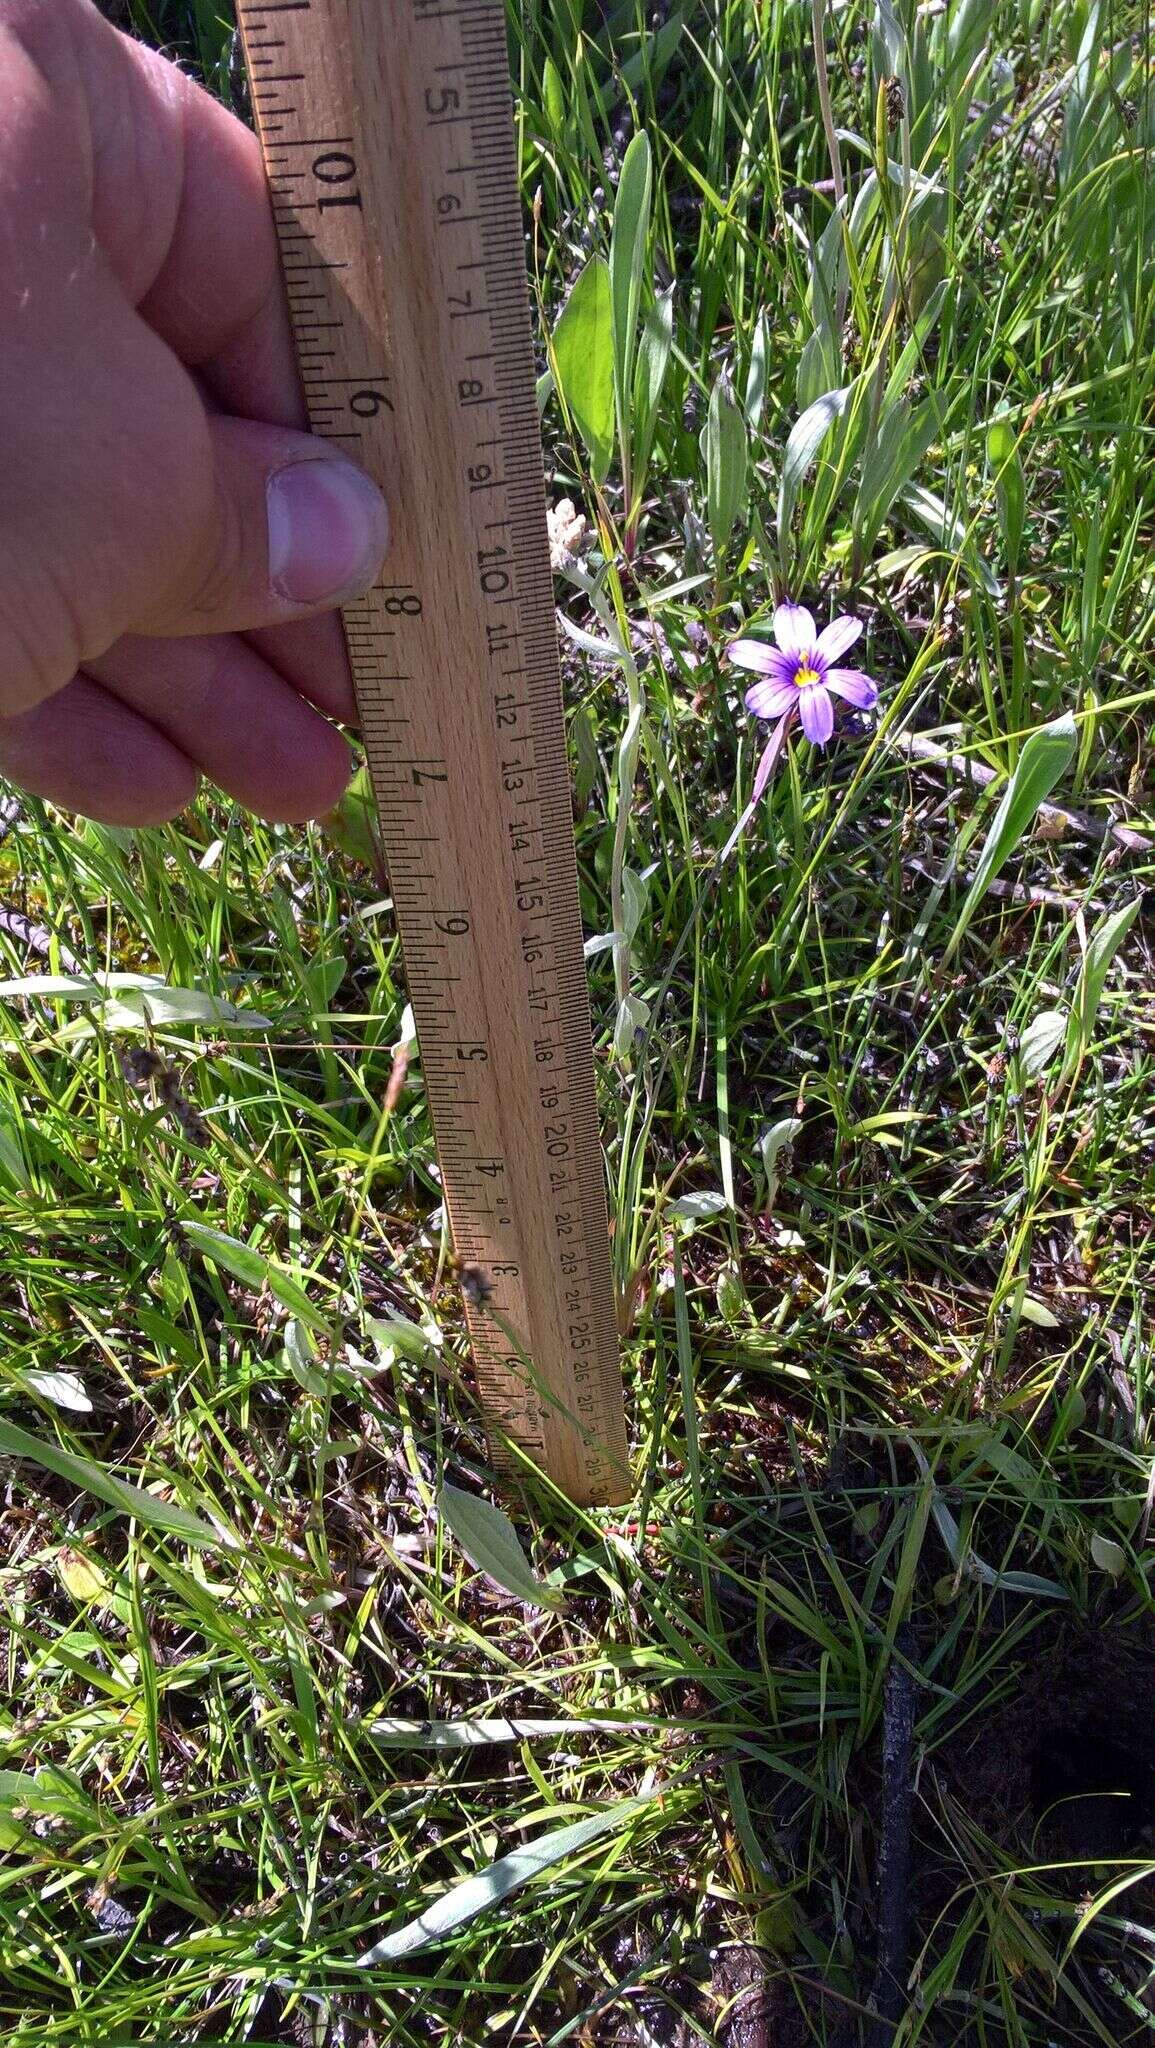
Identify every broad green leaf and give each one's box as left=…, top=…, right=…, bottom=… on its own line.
left=552, top=258, right=614, bottom=483
left=182, top=1220, right=330, bottom=1334
left=715, top=1261, right=747, bottom=1325
left=367, top=1312, right=440, bottom=1363
left=1068, top=896, right=1141, bottom=1064
left=609, top=132, right=652, bottom=439
left=437, top=1482, right=566, bottom=1612
left=55, top=1545, right=112, bottom=1607
left=778, top=386, right=852, bottom=547
left=945, top=715, right=1077, bottom=962
left=620, top=867, right=648, bottom=942
left=283, top=1319, right=329, bottom=1398
left=1090, top=1531, right=1126, bottom=1578
left=668, top=1189, right=729, bottom=1222
left=1018, top=1008, right=1067, bottom=1077
left=911, top=1438, right=1068, bottom=1600
left=704, top=375, right=749, bottom=561
left=0, top=1418, right=222, bottom=1548
left=85, top=988, right=274, bottom=1033
left=0, top=1767, right=90, bottom=1821
left=319, top=763, right=386, bottom=880
left=23, top=1369, right=92, bottom=1413
left=570, top=701, right=601, bottom=810
left=986, top=415, right=1026, bottom=574
left=795, top=324, right=841, bottom=411
left=613, top=993, right=650, bottom=1058
left=541, top=54, right=565, bottom=138
left=0, top=972, right=152, bottom=1001
left=357, top=1798, right=649, bottom=1963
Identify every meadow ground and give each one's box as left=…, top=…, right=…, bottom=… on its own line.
left=1, top=2, right=1154, bottom=2042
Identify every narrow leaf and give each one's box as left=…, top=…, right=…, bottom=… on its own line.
left=182, top=1220, right=330, bottom=1334
left=631, top=286, right=673, bottom=498
left=778, top=386, right=852, bottom=547
left=0, top=1108, right=25, bottom=1189
left=438, top=1482, right=566, bottom=1612
left=0, top=1418, right=221, bottom=1547
left=367, top=1717, right=659, bottom=1748
left=1068, top=897, right=1140, bottom=1064
left=705, top=375, right=749, bottom=561
left=609, top=133, right=652, bottom=433
left=358, top=1799, right=648, bottom=1963
left=987, top=415, right=1026, bottom=573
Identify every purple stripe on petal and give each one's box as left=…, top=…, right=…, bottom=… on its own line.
left=727, top=637, right=775, bottom=674
left=798, top=683, right=834, bottom=745
left=745, top=677, right=797, bottom=720
left=815, top=615, right=863, bottom=665
left=825, top=667, right=879, bottom=709
left=729, top=639, right=797, bottom=686
left=772, top=602, right=816, bottom=658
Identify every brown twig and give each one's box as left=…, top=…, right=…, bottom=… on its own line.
left=0, top=904, right=83, bottom=975
left=865, top=1624, right=920, bottom=2046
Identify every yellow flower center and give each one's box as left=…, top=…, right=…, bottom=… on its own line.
left=795, top=665, right=820, bottom=689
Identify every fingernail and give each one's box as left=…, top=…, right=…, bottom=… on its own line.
left=267, top=457, right=389, bottom=605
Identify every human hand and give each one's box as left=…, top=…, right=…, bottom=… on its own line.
left=0, top=0, right=389, bottom=824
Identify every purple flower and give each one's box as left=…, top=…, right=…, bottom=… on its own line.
left=729, top=603, right=879, bottom=747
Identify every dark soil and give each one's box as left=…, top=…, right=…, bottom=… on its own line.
left=943, top=1613, right=1155, bottom=1867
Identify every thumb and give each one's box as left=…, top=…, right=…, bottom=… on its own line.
left=136, top=412, right=391, bottom=641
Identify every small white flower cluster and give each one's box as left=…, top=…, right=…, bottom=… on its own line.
left=546, top=496, right=590, bottom=571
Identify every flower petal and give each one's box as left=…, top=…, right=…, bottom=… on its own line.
left=772, top=603, right=816, bottom=657
left=745, top=677, right=797, bottom=720
left=815, top=614, right=863, bottom=665
left=752, top=710, right=795, bottom=801
left=728, top=639, right=796, bottom=683
left=825, top=667, right=879, bottom=709
left=798, top=682, right=834, bottom=746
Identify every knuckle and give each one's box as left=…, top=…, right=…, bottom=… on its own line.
left=173, top=485, right=250, bottom=626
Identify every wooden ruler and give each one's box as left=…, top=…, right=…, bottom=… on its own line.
left=237, top=0, right=629, bottom=1504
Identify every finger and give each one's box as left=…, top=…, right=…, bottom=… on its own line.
left=244, top=616, right=358, bottom=725
left=0, top=677, right=198, bottom=827
left=137, top=412, right=389, bottom=641
left=53, top=0, right=304, bottom=426
left=85, top=631, right=354, bottom=821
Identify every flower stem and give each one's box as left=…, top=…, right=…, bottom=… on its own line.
left=811, top=0, right=848, bottom=337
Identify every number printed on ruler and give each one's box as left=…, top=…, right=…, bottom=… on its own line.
left=239, top=0, right=629, bottom=1503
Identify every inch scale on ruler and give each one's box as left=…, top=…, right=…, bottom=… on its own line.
left=238, top=0, right=629, bottom=1504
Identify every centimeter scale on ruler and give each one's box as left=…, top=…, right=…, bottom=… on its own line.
left=237, top=0, right=630, bottom=1504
